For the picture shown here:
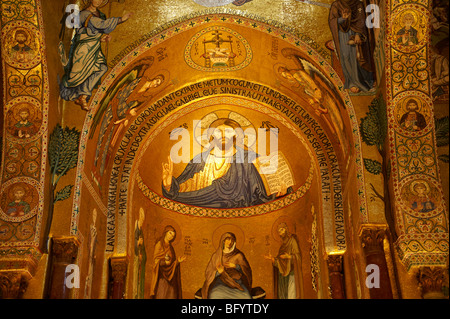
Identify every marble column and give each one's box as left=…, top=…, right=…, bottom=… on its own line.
left=0, top=271, right=30, bottom=299
left=109, top=257, right=128, bottom=299
left=47, top=237, right=80, bottom=299
left=418, top=267, right=448, bottom=299
left=327, top=253, right=346, bottom=299
left=360, top=226, right=393, bottom=299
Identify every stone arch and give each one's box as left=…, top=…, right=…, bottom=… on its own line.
left=71, top=10, right=369, bottom=298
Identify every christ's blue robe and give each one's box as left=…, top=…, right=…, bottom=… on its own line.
left=162, top=149, right=290, bottom=208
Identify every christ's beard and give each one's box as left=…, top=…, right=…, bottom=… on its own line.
left=213, top=138, right=234, bottom=154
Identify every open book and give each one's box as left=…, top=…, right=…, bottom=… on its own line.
left=253, top=151, right=295, bottom=196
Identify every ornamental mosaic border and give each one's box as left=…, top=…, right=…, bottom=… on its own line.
left=385, top=1, right=449, bottom=268
left=0, top=0, right=49, bottom=252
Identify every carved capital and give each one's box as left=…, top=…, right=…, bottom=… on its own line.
left=109, top=256, right=128, bottom=299
left=51, top=237, right=80, bottom=264
left=110, top=257, right=128, bottom=282
left=418, top=267, right=448, bottom=299
left=0, top=271, right=30, bottom=299
left=359, top=225, right=387, bottom=256
left=327, top=254, right=344, bottom=273
left=326, top=253, right=346, bottom=299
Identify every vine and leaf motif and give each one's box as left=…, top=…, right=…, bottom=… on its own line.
left=42, top=124, right=80, bottom=252
left=396, top=132, right=437, bottom=179
left=359, top=95, right=397, bottom=241
left=391, top=47, right=429, bottom=97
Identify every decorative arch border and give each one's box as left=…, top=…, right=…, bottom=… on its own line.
left=133, top=95, right=316, bottom=217
left=70, top=10, right=369, bottom=254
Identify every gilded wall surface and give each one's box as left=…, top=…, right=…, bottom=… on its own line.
left=0, top=0, right=448, bottom=300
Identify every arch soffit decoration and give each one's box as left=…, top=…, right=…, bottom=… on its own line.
left=70, top=11, right=369, bottom=255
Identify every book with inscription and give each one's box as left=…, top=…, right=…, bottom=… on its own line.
left=253, top=151, right=295, bottom=196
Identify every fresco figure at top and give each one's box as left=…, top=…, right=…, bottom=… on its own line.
left=59, top=0, right=132, bottom=110
left=328, top=0, right=375, bottom=93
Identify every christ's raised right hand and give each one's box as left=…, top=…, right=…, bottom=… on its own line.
left=162, top=155, right=173, bottom=190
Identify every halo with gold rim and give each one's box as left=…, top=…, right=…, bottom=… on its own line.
left=193, top=109, right=257, bottom=149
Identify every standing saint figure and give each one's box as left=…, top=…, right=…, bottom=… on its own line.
left=150, top=225, right=186, bottom=299
left=134, top=208, right=146, bottom=299
left=59, top=0, right=132, bottom=110
left=84, top=209, right=98, bottom=298
left=201, top=232, right=253, bottom=299
left=264, top=223, right=303, bottom=299
left=328, top=0, right=375, bottom=93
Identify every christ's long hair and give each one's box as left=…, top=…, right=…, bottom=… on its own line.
left=207, top=118, right=247, bottom=150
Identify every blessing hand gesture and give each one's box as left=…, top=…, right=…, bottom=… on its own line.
left=162, top=156, right=173, bottom=190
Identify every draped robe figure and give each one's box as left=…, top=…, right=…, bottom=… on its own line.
left=329, top=0, right=375, bottom=93
left=134, top=220, right=146, bottom=299
left=150, top=226, right=182, bottom=299
left=271, top=223, right=304, bottom=299
left=399, top=99, right=427, bottom=131
left=399, top=110, right=427, bottom=131
left=6, top=199, right=30, bottom=217
left=202, top=232, right=253, bottom=299
left=60, top=8, right=121, bottom=107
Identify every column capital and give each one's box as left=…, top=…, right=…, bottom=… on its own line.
left=109, top=256, right=128, bottom=299
left=417, top=267, right=448, bottom=299
left=359, top=224, right=388, bottom=256
left=327, top=253, right=344, bottom=273
left=110, top=256, right=128, bottom=282
left=51, top=237, right=80, bottom=264
left=326, top=253, right=346, bottom=299
left=0, top=271, right=31, bottom=299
